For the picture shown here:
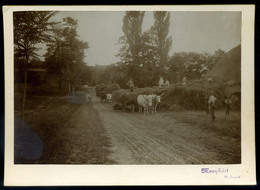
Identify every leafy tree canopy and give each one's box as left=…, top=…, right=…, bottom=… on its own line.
left=14, top=11, right=57, bottom=64
left=44, top=17, right=89, bottom=91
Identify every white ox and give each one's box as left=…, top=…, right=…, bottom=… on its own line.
left=106, top=94, right=112, bottom=102
left=150, top=93, right=165, bottom=113
left=137, top=95, right=153, bottom=115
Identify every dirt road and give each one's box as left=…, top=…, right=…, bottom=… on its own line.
left=90, top=91, right=240, bottom=164
left=15, top=90, right=240, bottom=164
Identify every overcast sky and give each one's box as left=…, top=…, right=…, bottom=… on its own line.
left=48, top=11, right=241, bottom=66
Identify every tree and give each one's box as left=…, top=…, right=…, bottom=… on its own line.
left=14, top=12, right=57, bottom=61
left=117, top=11, right=145, bottom=80
left=152, top=11, right=172, bottom=77
left=139, top=29, right=158, bottom=85
left=44, top=17, right=89, bottom=92
left=44, top=24, right=64, bottom=90
left=168, top=50, right=226, bottom=82
left=168, top=52, right=188, bottom=82
left=14, top=11, right=57, bottom=127
left=77, top=64, right=92, bottom=86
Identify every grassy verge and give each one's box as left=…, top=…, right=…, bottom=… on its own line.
left=14, top=92, right=113, bottom=164
left=165, top=110, right=241, bottom=139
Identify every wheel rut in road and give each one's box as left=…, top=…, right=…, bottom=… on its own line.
left=92, top=102, right=225, bottom=164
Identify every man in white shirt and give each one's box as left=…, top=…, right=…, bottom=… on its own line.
left=208, top=94, right=217, bottom=121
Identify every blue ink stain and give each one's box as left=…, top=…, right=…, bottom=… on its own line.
left=14, top=123, right=43, bottom=160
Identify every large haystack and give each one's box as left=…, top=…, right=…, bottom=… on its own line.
left=205, top=44, right=241, bottom=84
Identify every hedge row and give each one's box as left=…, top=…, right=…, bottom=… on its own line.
left=95, top=83, right=120, bottom=98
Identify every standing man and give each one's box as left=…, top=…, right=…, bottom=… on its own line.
left=224, top=96, right=232, bottom=116
left=208, top=93, right=217, bottom=121
left=127, top=78, right=135, bottom=92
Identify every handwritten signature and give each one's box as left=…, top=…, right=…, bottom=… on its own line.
left=224, top=175, right=241, bottom=179
left=201, top=168, right=241, bottom=179
left=201, top=168, right=229, bottom=175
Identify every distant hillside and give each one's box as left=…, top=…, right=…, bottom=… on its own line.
left=205, top=44, right=241, bottom=84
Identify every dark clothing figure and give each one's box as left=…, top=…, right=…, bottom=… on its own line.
left=209, top=104, right=215, bottom=121
left=127, top=79, right=134, bottom=92
left=224, top=98, right=232, bottom=116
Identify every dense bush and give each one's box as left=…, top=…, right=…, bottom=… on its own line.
left=95, top=83, right=120, bottom=99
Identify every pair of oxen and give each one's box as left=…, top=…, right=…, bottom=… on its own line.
left=137, top=93, right=165, bottom=115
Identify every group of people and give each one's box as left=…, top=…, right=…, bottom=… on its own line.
left=206, top=93, right=233, bottom=121
left=126, top=76, right=170, bottom=92
left=158, top=76, right=170, bottom=89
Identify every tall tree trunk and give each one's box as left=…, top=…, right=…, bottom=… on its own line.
left=22, top=55, right=28, bottom=128
left=22, top=69, right=27, bottom=128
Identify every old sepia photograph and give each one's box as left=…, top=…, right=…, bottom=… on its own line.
left=4, top=5, right=255, bottom=185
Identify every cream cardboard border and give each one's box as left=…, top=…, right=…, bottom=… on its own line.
left=3, top=5, right=255, bottom=186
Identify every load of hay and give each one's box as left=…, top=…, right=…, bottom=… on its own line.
left=112, top=83, right=225, bottom=111
left=112, top=87, right=167, bottom=111
left=95, top=83, right=120, bottom=100
left=160, top=86, right=208, bottom=111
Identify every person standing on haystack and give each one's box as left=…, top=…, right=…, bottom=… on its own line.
left=127, top=78, right=134, bottom=92
left=182, top=76, right=187, bottom=85
left=165, top=79, right=170, bottom=88
left=208, top=93, right=217, bottom=121
left=158, top=76, right=164, bottom=88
